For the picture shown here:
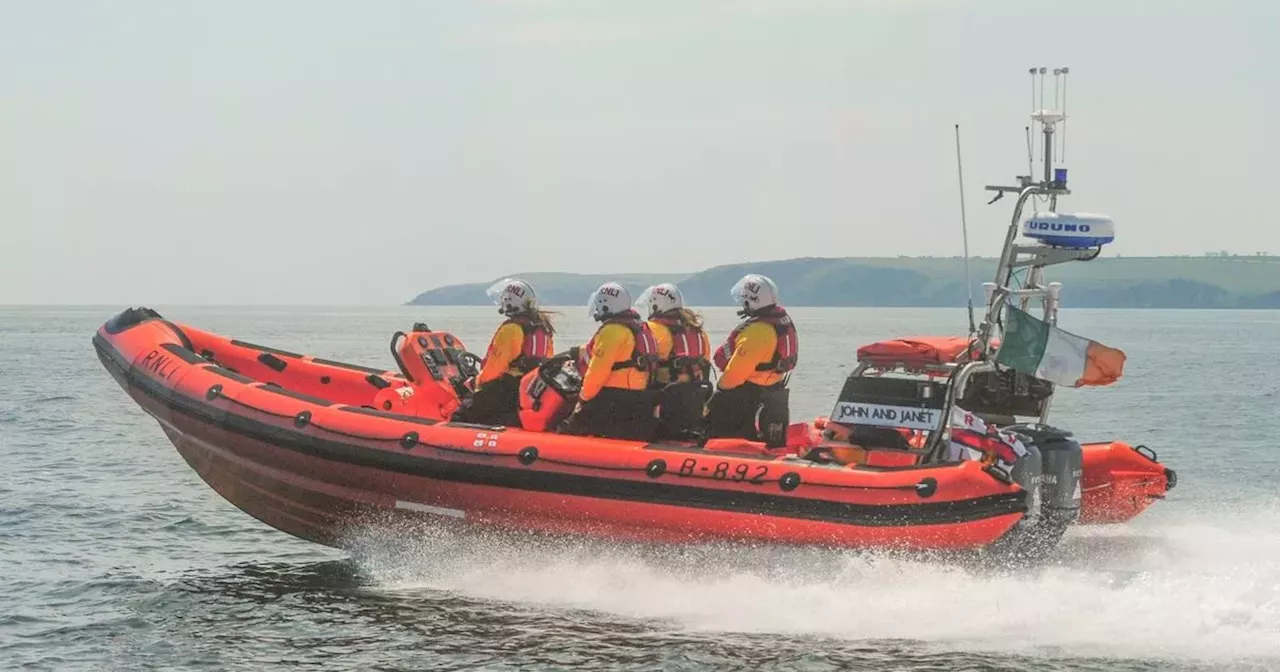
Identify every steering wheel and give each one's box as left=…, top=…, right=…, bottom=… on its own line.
left=535, top=354, right=582, bottom=397
left=457, top=351, right=483, bottom=379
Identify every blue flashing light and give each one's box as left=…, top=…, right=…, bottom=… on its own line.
left=1054, top=168, right=1068, bottom=186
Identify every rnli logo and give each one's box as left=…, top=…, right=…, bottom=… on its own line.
left=602, top=286, right=621, bottom=297
left=1028, top=220, right=1091, bottom=233
left=507, top=284, right=525, bottom=297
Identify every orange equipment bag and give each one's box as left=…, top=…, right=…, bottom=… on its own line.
left=517, top=357, right=580, bottom=433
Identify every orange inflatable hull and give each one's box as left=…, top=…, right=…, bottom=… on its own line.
left=92, top=308, right=1032, bottom=553
left=1077, top=441, right=1175, bottom=524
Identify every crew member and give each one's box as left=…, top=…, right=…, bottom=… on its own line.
left=705, top=274, right=799, bottom=446
left=560, top=282, right=659, bottom=441
left=450, top=277, right=555, bottom=427
left=639, top=282, right=713, bottom=441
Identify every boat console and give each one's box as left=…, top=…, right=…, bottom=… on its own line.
left=379, top=323, right=482, bottom=419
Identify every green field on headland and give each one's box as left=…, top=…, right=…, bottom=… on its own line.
left=409, top=255, right=1280, bottom=309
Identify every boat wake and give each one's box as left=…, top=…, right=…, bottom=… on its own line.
left=343, top=501, right=1280, bottom=665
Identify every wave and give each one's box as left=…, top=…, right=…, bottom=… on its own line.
left=343, top=503, right=1280, bottom=665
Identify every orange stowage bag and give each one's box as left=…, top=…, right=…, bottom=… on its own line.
left=828, top=444, right=922, bottom=467
left=856, top=336, right=1000, bottom=368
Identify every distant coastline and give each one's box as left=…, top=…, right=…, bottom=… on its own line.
left=408, top=255, right=1280, bottom=310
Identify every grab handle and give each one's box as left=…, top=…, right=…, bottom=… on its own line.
left=390, top=331, right=413, bottom=383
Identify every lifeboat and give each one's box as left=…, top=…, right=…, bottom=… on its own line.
left=92, top=71, right=1175, bottom=559
left=93, top=307, right=1036, bottom=554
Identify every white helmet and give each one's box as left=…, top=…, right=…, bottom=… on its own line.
left=485, top=278, right=537, bottom=316
left=587, top=282, right=632, bottom=321
left=636, top=283, right=683, bottom=318
left=730, top=274, right=779, bottom=314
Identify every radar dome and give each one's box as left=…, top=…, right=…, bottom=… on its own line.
left=1021, top=212, right=1115, bottom=249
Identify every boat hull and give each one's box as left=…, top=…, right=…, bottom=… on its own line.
left=93, top=308, right=1031, bottom=553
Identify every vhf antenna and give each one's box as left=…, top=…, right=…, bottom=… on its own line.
left=954, top=124, right=976, bottom=335
left=1025, top=127, right=1034, bottom=180
left=1029, top=68, right=1038, bottom=169
left=1056, top=67, right=1070, bottom=161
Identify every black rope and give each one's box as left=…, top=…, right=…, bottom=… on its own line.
left=426, top=443, right=512, bottom=459
left=794, top=480, right=926, bottom=492
left=221, top=395, right=297, bottom=420
left=307, top=421, right=407, bottom=444
left=219, top=392, right=406, bottom=443
left=536, top=456, right=649, bottom=473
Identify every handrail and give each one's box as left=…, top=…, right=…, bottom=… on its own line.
left=389, top=331, right=412, bottom=382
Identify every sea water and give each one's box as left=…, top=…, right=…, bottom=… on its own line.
left=2, top=305, right=1278, bottom=671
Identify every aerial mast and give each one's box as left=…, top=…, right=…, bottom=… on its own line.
left=972, top=67, right=1116, bottom=423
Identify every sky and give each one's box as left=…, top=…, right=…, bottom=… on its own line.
left=2, top=0, right=1276, bottom=305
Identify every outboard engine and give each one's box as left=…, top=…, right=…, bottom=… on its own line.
left=989, top=423, right=1082, bottom=562
left=1009, top=423, right=1083, bottom=526
left=1006, top=441, right=1044, bottom=528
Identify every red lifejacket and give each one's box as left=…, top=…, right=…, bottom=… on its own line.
left=712, top=306, right=798, bottom=373
left=501, top=315, right=552, bottom=374
left=651, top=313, right=710, bottom=381
left=578, top=311, right=659, bottom=375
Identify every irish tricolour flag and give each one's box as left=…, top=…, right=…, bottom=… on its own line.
left=994, top=304, right=1126, bottom=387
